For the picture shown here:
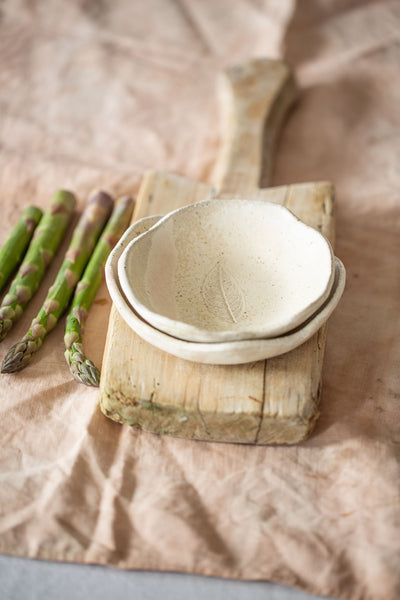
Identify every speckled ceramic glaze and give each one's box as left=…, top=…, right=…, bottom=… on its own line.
left=106, top=214, right=346, bottom=365
left=117, top=199, right=335, bottom=343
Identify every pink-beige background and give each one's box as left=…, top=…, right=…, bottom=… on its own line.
left=0, top=2, right=399, bottom=599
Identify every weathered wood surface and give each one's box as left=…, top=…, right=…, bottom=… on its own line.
left=99, top=59, right=335, bottom=444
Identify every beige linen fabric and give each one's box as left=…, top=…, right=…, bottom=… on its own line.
left=0, top=1, right=399, bottom=599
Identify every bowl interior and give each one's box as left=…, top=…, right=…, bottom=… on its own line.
left=118, top=199, right=335, bottom=342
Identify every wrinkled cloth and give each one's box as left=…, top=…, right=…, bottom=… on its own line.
left=0, top=2, right=399, bottom=600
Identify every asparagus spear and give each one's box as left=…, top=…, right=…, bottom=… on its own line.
left=0, top=205, right=43, bottom=294
left=64, top=195, right=134, bottom=386
left=0, top=190, right=76, bottom=341
left=1, top=190, right=113, bottom=374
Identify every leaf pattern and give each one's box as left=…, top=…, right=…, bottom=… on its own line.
left=201, top=261, right=245, bottom=323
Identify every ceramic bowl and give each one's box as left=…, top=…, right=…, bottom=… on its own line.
left=106, top=215, right=346, bottom=365
left=117, top=199, right=335, bottom=343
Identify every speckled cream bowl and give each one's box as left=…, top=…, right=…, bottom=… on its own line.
left=105, top=215, right=346, bottom=365
left=117, top=199, right=336, bottom=343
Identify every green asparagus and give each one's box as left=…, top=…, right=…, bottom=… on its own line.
left=0, top=205, right=43, bottom=294
left=0, top=190, right=76, bottom=341
left=64, top=195, right=134, bottom=386
left=1, top=190, right=113, bottom=374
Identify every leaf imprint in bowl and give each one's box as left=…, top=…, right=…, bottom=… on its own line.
left=201, top=260, right=246, bottom=323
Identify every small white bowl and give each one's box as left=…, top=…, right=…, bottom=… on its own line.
left=106, top=215, right=346, bottom=365
left=117, top=199, right=335, bottom=343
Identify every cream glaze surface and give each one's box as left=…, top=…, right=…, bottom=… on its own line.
left=118, top=199, right=335, bottom=343
left=107, top=215, right=346, bottom=365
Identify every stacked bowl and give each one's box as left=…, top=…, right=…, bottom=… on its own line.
left=106, top=199, right=345, bottom=365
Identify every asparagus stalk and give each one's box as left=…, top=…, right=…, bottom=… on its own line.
left=64, top=195, right=134, bottom=386
left=0, top=190, right=76, bottom=341
left=0, top=205, right=43, bottom=294
left=1, top=190, right=113, bottom=374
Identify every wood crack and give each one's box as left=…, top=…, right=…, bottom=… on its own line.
left=254, top=360, right=267, bottom=443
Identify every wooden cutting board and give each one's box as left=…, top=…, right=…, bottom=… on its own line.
left=99, top=59, right=335, bottom=445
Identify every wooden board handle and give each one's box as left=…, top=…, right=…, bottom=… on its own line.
left=212, top=59, right=297, bottom=197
